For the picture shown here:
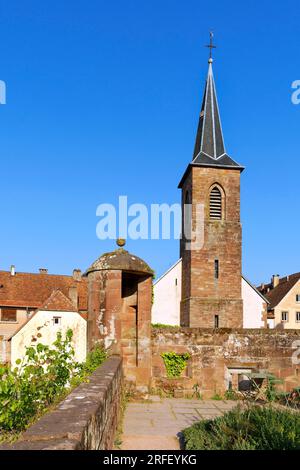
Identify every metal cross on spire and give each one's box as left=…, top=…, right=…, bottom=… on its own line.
left=205, top=31, right=216, bottom=62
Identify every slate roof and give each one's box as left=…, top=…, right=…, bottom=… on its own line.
left=179, top=59, right=244, bottom=188
left=0, top=271, right=88, bottom=311
left=259, top=272, right=300, bottom=310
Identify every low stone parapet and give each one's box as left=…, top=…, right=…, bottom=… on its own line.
left=0, top=355, right=123, bottom=450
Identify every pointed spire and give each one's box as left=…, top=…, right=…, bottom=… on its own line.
left=178, top=36, right=244, bottom=188
left=193, top=58, right=226, bottom=160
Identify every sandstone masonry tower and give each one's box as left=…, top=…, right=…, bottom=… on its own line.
left=85, top=241, right=153, bottom=392
left=179, top=53, right=244, bottom=328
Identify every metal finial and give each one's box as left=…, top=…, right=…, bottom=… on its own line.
left=205, top=31, right=216, bottom=62
left=116, top=238, right=126, bottom=247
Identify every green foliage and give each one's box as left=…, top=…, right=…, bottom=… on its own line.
left=161, top=351, right=190, bottom=378
left=183, top=405, right=300, bottom=450
left=265, top=375, right=284, bottom=402
left=79, top=344, right=107, bottom=376
left=192, top=383, right=203, bottom=400
left=0, top=332, right=107, bottom=434
left=211, top=393, right=223, bottom=401
left=224, top=390, right=239, bottom=401
left=152, top=323, right=180, bottom=329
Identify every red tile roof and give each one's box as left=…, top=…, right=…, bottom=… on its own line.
left=0, top=271, right=88, bottom=311
left=259, top=272, right=300, bottom=310
left=40, top=289, right=77, bottom=312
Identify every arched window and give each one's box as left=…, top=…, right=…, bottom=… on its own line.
left=210, top=186, right=222, bottom=220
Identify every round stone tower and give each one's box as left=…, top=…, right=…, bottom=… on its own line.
left=84, top=242, right=153, bottom=392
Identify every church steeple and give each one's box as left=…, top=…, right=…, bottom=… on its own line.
left=179, top=36, right=244, bottom=329
left=193, top=59, right=226, bottom=160
left=179, top=42, right=244, bottom=188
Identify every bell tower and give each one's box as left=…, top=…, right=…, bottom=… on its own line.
left=179, top=44, right=244, bottom=328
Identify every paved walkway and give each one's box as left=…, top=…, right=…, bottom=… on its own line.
left=120, top=398, right=237, bottom=450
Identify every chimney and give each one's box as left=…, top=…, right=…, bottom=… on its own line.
left=10, top=265, right=15, bottom=276
left=68, top=286, right=78, bottom=309
left=272, top=274, right=280, bottom=288
left=73, top=269, right=82, bottom=281
left=39, top=268, right=48, bottom=274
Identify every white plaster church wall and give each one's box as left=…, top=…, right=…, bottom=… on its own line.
left=152, top=259, right=181, bottom=326
left=152, top=259, right=266, bottom=328
left=242, top=277, right=265, bottom=328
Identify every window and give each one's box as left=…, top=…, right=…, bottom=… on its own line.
left=214, top=259, right=219, bottom=279
left=210, top=186, right=222, bottom=220
left=175, top=278, right=177, bottom=286
left=296, top=312, right=300, bottom=323
left=281, top=311, right=289, bottom=322
left=214, top=315, right=219, bottom=328
left=183, top=190, right=191, bottom=241
left=0, top=308, right=17, bottom=322
left=53, top=317, right=61, bottom=326
left=296, top=295, right=300, bottom=303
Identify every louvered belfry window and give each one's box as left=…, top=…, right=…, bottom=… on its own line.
left=210, top=186, right=222, bottom=220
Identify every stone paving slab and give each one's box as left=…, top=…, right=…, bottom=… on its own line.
left=120, top=398, right=237, bottom=450
left=121, top=435, right=180, bottom=450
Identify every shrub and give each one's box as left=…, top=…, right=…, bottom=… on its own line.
left=211, top=393, right=223, bottom=401
left=0, top=332, right=107, bottom=434
left=161, top=351, right=190, bottom=378
left=78, top=344, right=107, bottom=376
left=224, top=390, right=239, bottom=401
left=152, top=323, right=180, bottom=329
left=183, top=405, right=300, bottom=450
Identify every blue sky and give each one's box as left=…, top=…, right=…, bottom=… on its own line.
left=0, top=0, right=299, bottom=285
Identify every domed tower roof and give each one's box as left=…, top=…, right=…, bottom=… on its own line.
left=85, top=247, right=153, bottom=276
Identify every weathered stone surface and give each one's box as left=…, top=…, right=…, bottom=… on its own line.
left=0, top=356, right=123, bottom=451
left=180, top=166, right=243, bottom=328
left=152, top=327, right=300, bottom=398
left=85, top=248, right=153, bottom=276
left=86, top=249, right=153, bottom=391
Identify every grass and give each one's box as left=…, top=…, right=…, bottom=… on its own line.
left=113, top=387, right=134, bottom=449
left=183, top=405, right=300, bottom=450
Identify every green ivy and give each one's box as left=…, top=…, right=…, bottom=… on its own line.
left=161, top=351, right=190, bottom=378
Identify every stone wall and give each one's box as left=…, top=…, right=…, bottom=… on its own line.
left=151, top=327, right=300, bottom=398
left=180, top=166, right=243, bottom=329
left=0, top=356, right=123, bottom=450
